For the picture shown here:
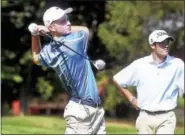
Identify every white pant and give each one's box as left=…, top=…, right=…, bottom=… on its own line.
left=63, top=100, right=106, bottom=134
left=136, top=110, right=176, bottom=134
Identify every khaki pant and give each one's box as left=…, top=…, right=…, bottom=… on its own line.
left=63, top=100, right=106, bottom=134
left=136, top=110, right=176, bottom=134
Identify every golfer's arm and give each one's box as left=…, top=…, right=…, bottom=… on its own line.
left=71, top=26, right=89, bottom=33
left=31, top=35, right=41, bottom=65
left=112, top=79, right=138, bottom=110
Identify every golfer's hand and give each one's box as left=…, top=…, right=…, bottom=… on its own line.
left=132, top=101, right=139, bottom=110
left=28, top=23, right=49, bottom=36
left=36, top=25, right=50, bottom=35
left=130, top=96, right=139, bottom=110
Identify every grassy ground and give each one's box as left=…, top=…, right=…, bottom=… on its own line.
left=1, top=116, right=184, bottom=134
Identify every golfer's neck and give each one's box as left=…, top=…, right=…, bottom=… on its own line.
left=152, top=52, right=167, bottom=64
left=52, top=33, right=64, bottom=41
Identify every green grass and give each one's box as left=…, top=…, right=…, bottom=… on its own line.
left=178, top=97, right=184, bottom=108
left=1, top=116, right=184, bottom=134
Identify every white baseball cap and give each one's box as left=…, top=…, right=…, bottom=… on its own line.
left=43, top=6, right=73, bottom=27
left=148, top=30, right=174, bottom=45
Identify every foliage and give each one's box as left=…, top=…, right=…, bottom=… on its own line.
left=36, top=77, right=54, bottom=100
left=178, top=97, right=184, bottom=108
left=2, top=50, right=23, bottom=83
left=98, top=1, right=184, bottom=64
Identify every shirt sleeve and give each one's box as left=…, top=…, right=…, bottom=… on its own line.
left=77, top=30, right=89, bottom=54
left=176, top=59, right=184, bottom=95
left=113, top=61, right=139, bottom=88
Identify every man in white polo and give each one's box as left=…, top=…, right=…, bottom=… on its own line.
left=113, top=30, right=184, bottom=134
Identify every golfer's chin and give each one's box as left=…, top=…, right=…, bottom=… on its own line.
left=164, top=50, right=169, bottom=55
left=63, top=30, right=72, bottom=36
left=160, top=52, right=169, bottom=58
left=66, top=30, right=72, bottom=35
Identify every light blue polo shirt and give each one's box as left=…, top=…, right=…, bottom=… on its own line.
left=113, top=54, right=184, bottom=111
left=37, top=30, right=101, bottom=104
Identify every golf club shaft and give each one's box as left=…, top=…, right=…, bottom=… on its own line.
left=41, top=31, right=94, bottom=63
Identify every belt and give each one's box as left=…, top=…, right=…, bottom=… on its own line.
left=71, top=97, right=102, bottom=108
left=141, top=109, right=172, bottom=115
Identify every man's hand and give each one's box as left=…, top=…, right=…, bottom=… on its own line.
left=28, top=23, right=50, bottom=36
left=129, top=96, right=138, bottom=110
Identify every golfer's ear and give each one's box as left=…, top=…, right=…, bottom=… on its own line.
left=150, top=44, right=155, bottom=49
left=48, top=24, right=55, bottom=32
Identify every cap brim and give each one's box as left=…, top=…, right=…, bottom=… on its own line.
left=64, top=7, right=73, bottom=14
left=157, top=35, right=175, bottom=43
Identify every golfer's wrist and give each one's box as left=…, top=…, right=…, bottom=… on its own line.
left=129, top=96, right=136, bottom=103
left=31, top=32, right=39, bottom=36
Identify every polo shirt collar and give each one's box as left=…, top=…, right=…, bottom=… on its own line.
left=148, top=54, right=171, bottom=65
left=53, top=36, right=65, bottom=41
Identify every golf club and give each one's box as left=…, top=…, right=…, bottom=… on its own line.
left=28, top=23, right=106, bottom=71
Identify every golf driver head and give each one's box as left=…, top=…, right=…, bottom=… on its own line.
left=93, top=59, right=106, bottom=71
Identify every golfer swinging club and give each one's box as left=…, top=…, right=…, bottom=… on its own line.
left=28, top=6, right=106, bottom=134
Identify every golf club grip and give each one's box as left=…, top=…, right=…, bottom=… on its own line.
left=40, top=30, right=53, bottom=40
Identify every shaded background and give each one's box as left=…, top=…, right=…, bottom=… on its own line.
left=1, top=0, right=184, bottom=128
